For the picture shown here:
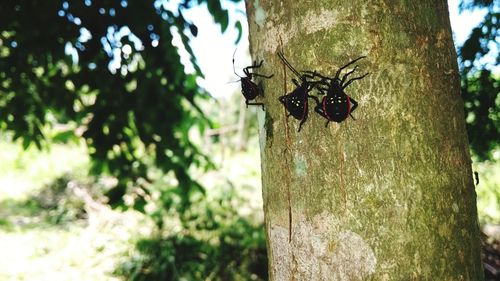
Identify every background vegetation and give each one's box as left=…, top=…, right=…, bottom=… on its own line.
left=0, top=0, right=498, bottom=280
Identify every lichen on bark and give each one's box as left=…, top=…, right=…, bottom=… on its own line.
left=245, top=0, right=484, bottom=280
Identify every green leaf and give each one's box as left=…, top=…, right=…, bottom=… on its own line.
left=220, top=10, right=229, bottom=32
left=105, top=184, right=127, bottom=209
left=52, top=129, right=78, bottom=143
left=234, top=20, right=243, bottom=44
left=22, top=136, right=31, bottom=150
left=189, top=23, right=198, bottom=37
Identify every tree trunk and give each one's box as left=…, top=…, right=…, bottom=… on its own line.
left=245, top=0, right=484, bottom=280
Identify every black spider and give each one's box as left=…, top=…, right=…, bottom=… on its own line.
left=277, top=52, right=320, bottom=132
left=233, top=51, right=273, bottom=110
left=304, top=56, right=368, bottom=127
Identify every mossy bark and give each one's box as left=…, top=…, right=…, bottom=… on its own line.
left=245, top=0, right=484, bottom=280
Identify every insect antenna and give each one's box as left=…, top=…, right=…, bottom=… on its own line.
left=341, top=65, right=358, bottom=84
left=343, top=72, right=369, bottom=89
left=232, top=48, right=243, bottom=79
left=278, top=51, right=302, bottom=80
left=334, top=55, right=367, bottom=80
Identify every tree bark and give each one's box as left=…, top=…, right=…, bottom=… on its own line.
left=244, top=0, right=484, bottom=280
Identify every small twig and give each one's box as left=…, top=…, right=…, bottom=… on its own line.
left=280, top=37, right=293, bottom=244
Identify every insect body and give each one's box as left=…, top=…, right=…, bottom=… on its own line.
left=304, top=56, right=368, bottom=127
left=278, top=52, right=320, bottom=132
left=233, top=51, right=273, bottom=110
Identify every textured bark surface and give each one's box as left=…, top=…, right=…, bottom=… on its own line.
left=244, top=0, right=484, bottom=280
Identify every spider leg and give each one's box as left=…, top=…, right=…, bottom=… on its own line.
left=305, top=83, right=314, bottom=93
left=302, top=70, right=330, bottom=81
left=306, top=79, right=329, bottom=94
left=315, top=86, right=329, bottom=94
left=298, top=114, right=308, bottom=132
left=243, top=60, right=265, bottom=76
left=310, top=79, right=327, bottom=87
left=243, top=67, right=250, bottom=77
left=307, top=94, right=320, bottom=106
left=302, top=71, right=315, bottom=79
left=248, top=60, right=263, bottom=68
left=302, top=72, right=318, bottom=83
left=349, top=98, right=358, bottom=119
left=350, top=98, right=358, bottom=111
left=308, top=94, right=323, bottom=118
left=342, top=73, right=369, bottom=89
left=314, top=102, right=329, bottom=119
left=246, top=100, right=265, bottom=110
left=253, top=72, right=274, bottom=79
left=291, top=78, right=301, bottom=87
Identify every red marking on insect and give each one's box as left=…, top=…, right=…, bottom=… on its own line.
left=322, top=97, right=331, bottom=120
left=302, top=97, right=309, bottom=121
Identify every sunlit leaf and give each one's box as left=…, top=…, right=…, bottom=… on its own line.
left=189, top=23, right=198, bottom=37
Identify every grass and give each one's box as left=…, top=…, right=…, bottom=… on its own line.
left=0, top=138, right=265, bottom=280
left=474, top=156, right=500, bottom=225
left=0, top=136, right=498, bottom=280
left=0, top=141, right=151, bottom=281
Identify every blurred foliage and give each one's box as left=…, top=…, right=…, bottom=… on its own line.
left=0, top=138, right=267, bottom=280
left=0, top=172, right=103, bottom=228
left=30, top=177, right=87, bottom=225
left=201, top=93, right=260, bottom=152
left=458, top=0, right=499, bottom=160
left=476, top=160, right=500, bottom=224
left=29, top=173, right=106, bottom=225
left=115, top=186, right=267, bottom=281
left=0, top=0, right=242, bottom=213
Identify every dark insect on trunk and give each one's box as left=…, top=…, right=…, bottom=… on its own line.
left=304, top=56, right=368, bottom=127
left=233, top=50, right=273, bottom=110
left=277, top=52, right=320, bottom=132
